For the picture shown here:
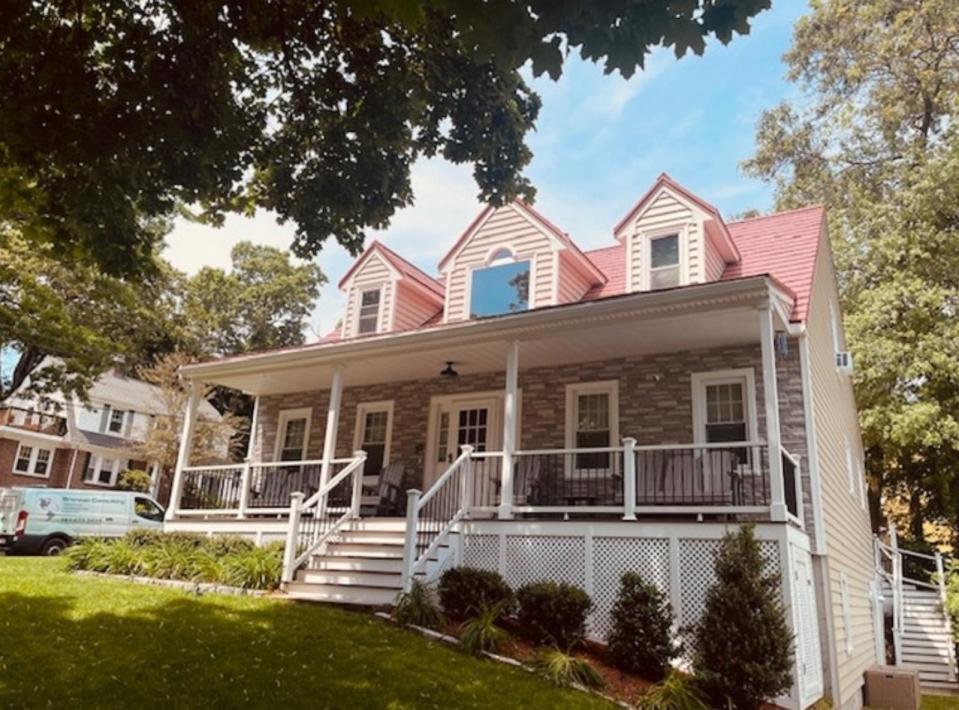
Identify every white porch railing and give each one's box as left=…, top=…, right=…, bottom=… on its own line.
left=281, top=451, right=367, bottom=583
left=176, top=458, right=356, bottom=518
left=400, top=445, right=473, bottom=591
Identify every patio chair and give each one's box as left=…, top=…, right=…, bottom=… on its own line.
left=361, top=462, right=405, bottom=516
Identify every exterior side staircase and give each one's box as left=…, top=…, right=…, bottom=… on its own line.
left=877, top=535, right=958, bottom=693
left=284, top=518, right=451, bottom=606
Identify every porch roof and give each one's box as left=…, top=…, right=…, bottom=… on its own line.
left=182, top=276, right=797, bottom=396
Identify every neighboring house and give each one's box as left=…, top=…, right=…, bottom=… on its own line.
left=164, top=174, right=881, bottom=708
left=0, top=362, right=221, bottom=504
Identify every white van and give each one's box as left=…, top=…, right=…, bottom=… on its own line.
left=0, top=488, right=165, bottom=555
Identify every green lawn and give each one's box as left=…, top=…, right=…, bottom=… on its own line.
left=0, top=558, right=610, bottom=709
left=923, top=696, right=959, bottom=710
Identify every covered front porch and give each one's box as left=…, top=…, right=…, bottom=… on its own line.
left=165, top=276, right=806, bottom=529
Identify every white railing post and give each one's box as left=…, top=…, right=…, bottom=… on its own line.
left=351, top=450, right=367, bottom=520
left=758, top=304, right=786, bottom=521
left=165, top=381, right=201, bottom=522
left=237, top=461, right=252, bottom=519
left=498, top=339, right=519, bottom=520
left=401, top=488, right=422, bottom=592
left=459, top=445, right=474, bottom=518
left=282, top=492, right=305, bottom=584
left=892, top=552, right=903, bottom=665
left=320, top=365, right=344, bottom=490
left=622, top=437, right=637, bottom=521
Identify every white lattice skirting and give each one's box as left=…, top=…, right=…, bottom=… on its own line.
left=458, top=520, right=822, bottom=710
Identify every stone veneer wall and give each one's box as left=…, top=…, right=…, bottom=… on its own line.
left=249, top=340, right=814, bottom=539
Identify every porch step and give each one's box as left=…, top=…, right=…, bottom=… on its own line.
left=323, top=542, right=406, bottom=558
left=297, top=568, right=403, bottom=589
left=309, top=555, right=406, bottom=574
left=334, top=530, right=407, bottom=546
left=346, top=518, right=408, bottom=532
left=285, top=581, right=399, bottom=606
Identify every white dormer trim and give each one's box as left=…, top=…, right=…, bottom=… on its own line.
left=340, top=250, right=401, bottom=291
left=638, top=225, right=689, bottom=291
left=615, top=183, right=714, bottom=242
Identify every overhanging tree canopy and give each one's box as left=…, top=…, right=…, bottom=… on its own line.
left=0, top=0, right=771, bottom=275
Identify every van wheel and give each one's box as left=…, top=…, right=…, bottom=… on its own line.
left=40, top=537, right=69, bottom=556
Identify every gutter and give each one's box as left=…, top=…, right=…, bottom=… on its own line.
left=182, top=276, right=787, bottom=380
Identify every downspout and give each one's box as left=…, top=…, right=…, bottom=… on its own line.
left=64, top=447, right=80, bottom=489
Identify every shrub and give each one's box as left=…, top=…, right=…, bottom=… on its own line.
left=393, top=580, right=443, bottom=629
left=438, top=567, right=513, bottom=620
left=203, top=535, right=255, bottom=557
left=459, top=602, right=510, bottom=655
left=515, top=581, right=591, bottom=648
left=116, top=469, right=152, bottom=492
left=529, top=647, right=604, bottom=689
left=607, top=572, right=678, bottom=679
left=63, top=537, right=110, bottom=571
left=222, top=543, right=284, bottom=590
left=693, top=525, right=793, bottom=710
left=637, top=671, right=707, bottom=710
left=140, top=539, right=202, bottom=580
left=100, top=540, right=143, bottom=576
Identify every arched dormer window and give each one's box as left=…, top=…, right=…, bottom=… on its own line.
left=470, top=246, right=530, bottom=318
left=488, top=247, right=515, bottom=266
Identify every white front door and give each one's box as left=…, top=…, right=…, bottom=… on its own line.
left=425, top=397, right=501, bottom=487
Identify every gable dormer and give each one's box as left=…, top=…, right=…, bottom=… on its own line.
left=439, top=201, right=604, bottom=323
left=338, top=241, right=444, bottom=338
left=613, top=174, right=740, bottom=293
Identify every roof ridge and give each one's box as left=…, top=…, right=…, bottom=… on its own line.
left=726, top=204, right=825, bottom=225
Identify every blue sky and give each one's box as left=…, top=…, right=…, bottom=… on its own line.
left=164, top=1, right=808, bottom=338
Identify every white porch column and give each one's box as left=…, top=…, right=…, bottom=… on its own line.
left=498, top=339, right=519, bottom=520
left=759, top=304, right=787, bottom=521
left=245, top=394, right=261, bottom=461
left=319, top=365, right=344, bottom=489
left=164, top=380, right=201, bottom=521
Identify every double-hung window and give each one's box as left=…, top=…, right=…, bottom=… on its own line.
left=649, top=234, right=680, bottom=289
left=108, top=408, right=125, bottom=434
left=13, top=444, right=53, bottom=477
left=275, top=409, right=311, bottom=462
left=566, top=382, right=618, bottom=472
left=358, top=289, right=381, bottom=335
left=355, top=402, right=393, bottom=476
left=692, top=370, right=757, bottom=463
left=82, top=454, right=124, bottom=486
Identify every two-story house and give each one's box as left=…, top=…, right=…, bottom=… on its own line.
left=163, top=174, right=882, bottom=709
left=0, top=361, right=221, bottom=504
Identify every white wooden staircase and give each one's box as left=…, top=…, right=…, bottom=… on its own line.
left=877, top=536, right=958, bottom=693
left=283, top=517, right=455, bottom=606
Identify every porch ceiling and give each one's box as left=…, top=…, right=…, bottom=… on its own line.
left=206, top=304, right=768, bottom=396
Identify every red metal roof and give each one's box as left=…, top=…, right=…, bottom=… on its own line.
left=338, top=240, right=445, bottom=299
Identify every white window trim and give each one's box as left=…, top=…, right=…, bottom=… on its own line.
left=465, top=251, right=535, bottom=320
left=641, top=225, right=688, bottom=291
left=845, top=436, right=855, bottom=495
left=840, top=572, right=853, bottom=655
left=83, top=453, right=125, bottom=487
left=274, top=407, right=313, bottom=463
left=564, top=380, right=620, bottom=453
left=857, top=457, right=866, bottom=509
left=355, top=285, right=384, bottom=336
left=107, top=407, right=126, bottom=434
left=352, top=400, right=395, bottom=472
left=12, top=443, right=55, bottom=479
left=690, top=368, right=759, bottom=445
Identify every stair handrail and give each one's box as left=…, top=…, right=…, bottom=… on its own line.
left=281, top=451, right=367, bottom=583
left=400, top=444, right=474, bottom=591
left=875, top=537, right=904, bottom=665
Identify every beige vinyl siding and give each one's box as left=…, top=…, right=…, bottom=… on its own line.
left=392, top=282, right=441, bottom=332
left=445, top=205, right=556, bottom=321
left=343, top=253, right=394, bottom=338
left=556, top=251, right=593, bottom=304
left=704, top=231, right=726, bottom=282
left=625, top=190, right=695, bottom=291
left=686, top=221, right=702, bottom=283
left=805, top=226, right=875, bottom=708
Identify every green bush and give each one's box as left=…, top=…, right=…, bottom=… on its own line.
left=515, top=581, right=591, bottom=648
left=693, top=525, right=793, bottom=710
left=459, top=602, right=510, bottom=655
left=67, top=532, right=283, bottom=590
left=222, top=543, right=284, bottom=590
left=438, top=567, right=514, bottom=620
left=393, top=580, right=444, bottom=629
left=637, top=671, right=707, bottom=710
left=529, top=647, right=604, bottom=689
left=607, top=572, right=678, bottom=680
left=116, top=469, right=152, bottom=492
